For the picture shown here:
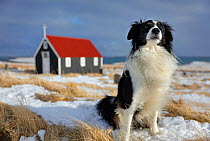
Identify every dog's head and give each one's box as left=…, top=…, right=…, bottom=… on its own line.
left=127, top=20, right=173, bottom=53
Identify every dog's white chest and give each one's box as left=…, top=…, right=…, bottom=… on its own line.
left=126, top=45, right=177, bottom=84
left=125, top=45, right=177, bottom=108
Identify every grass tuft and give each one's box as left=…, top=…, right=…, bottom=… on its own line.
left=68, top=120, right=113, bottom=141
left=0, top=102, right=114, bottom=141
left=0, top=102, right=47, bottom=141
left=35, top=93, right=75, bottom=103
left=164, top=99, right=210, bottom=123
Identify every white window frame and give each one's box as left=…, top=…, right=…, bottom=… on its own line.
left=65, top=57, right=71, bottom=67
left=80, top=57, right=86, bottom=67
left=43, top=40, right=48, bottom=49
left=93, top=57, right=98, bottom=66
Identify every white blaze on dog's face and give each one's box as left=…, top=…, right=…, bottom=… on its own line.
left=146, top=20, right=163, bottom=45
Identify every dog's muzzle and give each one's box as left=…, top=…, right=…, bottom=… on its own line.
left=146, top=27, right=162, bottom=41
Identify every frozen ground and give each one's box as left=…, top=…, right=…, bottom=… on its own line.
left=0, top=61, right=209, bottom=141
left=0, top=84, right=209, bottom=141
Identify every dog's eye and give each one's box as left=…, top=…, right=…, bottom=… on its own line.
left=147, top=22, right=152, bottom=25
left=157, top=22, right=162, bottom=26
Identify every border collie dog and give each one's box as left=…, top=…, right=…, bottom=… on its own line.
left=96, top=20, right=178, bottom=141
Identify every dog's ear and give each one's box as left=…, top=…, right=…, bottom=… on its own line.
left=163, top=22, right=173, bottom=43
left=127, top=23, right=140, bottom=40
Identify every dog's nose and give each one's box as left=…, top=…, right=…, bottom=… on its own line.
left=152, top=28, right=160, bottom=34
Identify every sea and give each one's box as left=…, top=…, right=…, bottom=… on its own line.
left=0, top=57, right=210, bottom=65
left=103, top=56, right=210, bottom=65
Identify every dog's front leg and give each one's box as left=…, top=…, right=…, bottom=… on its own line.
left=117, top=108, right=134, bottom=141
left=149, top=111, right=160, bottom=135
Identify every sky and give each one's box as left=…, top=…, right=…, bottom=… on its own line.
left=0, top=0, right=209, bottom=57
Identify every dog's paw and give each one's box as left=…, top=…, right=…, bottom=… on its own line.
left=149, top=129, right=163, bottom=136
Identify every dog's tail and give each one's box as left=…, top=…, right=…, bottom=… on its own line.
left=96, top=95, right=118, bottom=129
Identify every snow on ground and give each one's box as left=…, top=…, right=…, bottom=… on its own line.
left=0, top=61, right=209, bottom=140
left=19, top=130, right=46, bottom=141
left=0, top=84, right=53, bottom=105
left=0, top=84, right=105, bottom=127
left=0, top=84, right=209, bottom=141
left=113, top=117, right=210, bottom=141
left=9, top=57, right=34, bottom=63
left=8, top=71, right=117, bottom=88
left=80, top=86, right=110, bottom=95
left=170, top=93, right=210, bottom=104
left=39, top=75, right=116, bottom=87
left=180, top=61, right=210, bottom=69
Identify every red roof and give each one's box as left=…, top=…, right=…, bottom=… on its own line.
left=46, top=35, right=102, bottom=58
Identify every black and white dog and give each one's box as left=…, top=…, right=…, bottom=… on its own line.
left=97, top=20, right=178, bottom=141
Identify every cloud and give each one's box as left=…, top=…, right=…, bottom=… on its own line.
left=0, top=0, right=209, bottom=57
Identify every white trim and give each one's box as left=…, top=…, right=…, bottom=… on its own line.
left=100, top=57, right=103, bottom=67
left=58, top=58, right=61, bottom=75
left=45, top=38, right=60, bottom=58
left=33, top=37, right=60, bottom=58
left=33, top=37, right=45, bottom=58
left=34, top=56, right=36, bottom=73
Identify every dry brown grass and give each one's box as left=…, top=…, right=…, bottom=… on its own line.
left=63, top=82, right=105, bottom=99
left=77, top=82, right=117, bottom=96
left=190, top=102, right=210, bottom=112
left=171, top=82, right=202, bottom=90
left=0, top=102, right=114, bottom=141
left=63, top=73, right=104, bottom=78
left=164, top=99, right=210, bottom=123
left=0, top=72, right=105, bottom=100
left=63, top=73, right=81, bottom=77
left=172, top=91, right=210, bottom=97
left=86, top=73, right=104, bottom=77
left=34, top=93, right=75, bottom=103
left=68, top=120, right=113, bottom=141
left=39, top=73, right=57, bottom=76
left=0, top=102, right=47, bottom=141
left=0, top=63, right=34, bottom=71
left=106, top=74, right=114, bottom=80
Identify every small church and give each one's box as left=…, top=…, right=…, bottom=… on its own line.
left=34, top=25, right=103, bottom=75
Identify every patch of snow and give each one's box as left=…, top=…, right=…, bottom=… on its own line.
left=9, top=57, right=34, bottom=63
left=19, top=129, right=45, bottom=141
left=40, top=75, right=116, bottom=87
left=188, top=61, right=210, bottom=67
left=112, top=116, right=210, bottom=141
left=11, top=74, right=30, bottom=79
left=0, top=84, right=53, bottom=105
left=170, top=93, right=210, bottom=104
